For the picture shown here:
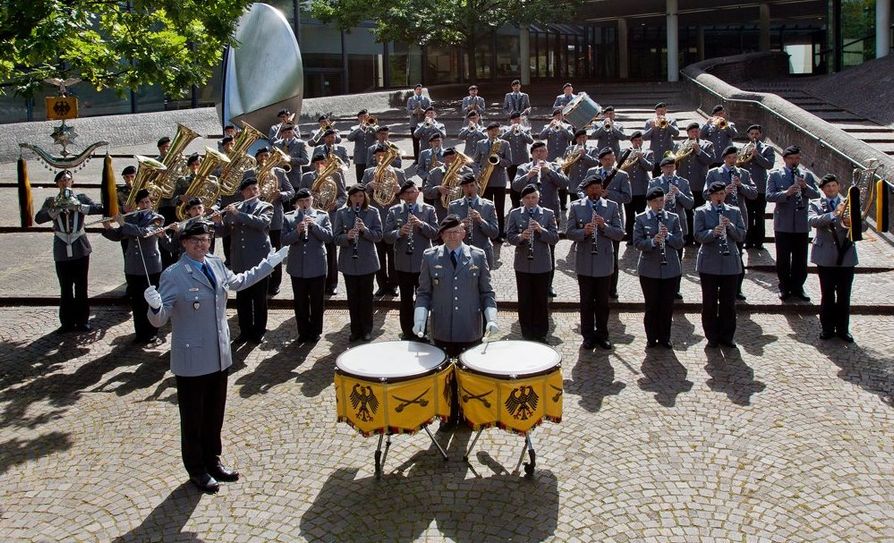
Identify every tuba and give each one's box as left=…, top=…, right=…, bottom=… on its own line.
left=257, top=147, right=292, bottom=202
left=477, top=139, right=503, bottom=193
left=312, top=152, right=344, bottom=211
left=441, top=151, right=474, bottom=208
left=219, top=121, right=263, bottom=196
left=175, top=147, right=231, bottom=220
left=125, top=155, right=167, bottom=210
left=372, top=143, right=401, bottom=208
left=153, top=123, right=200, bottom=203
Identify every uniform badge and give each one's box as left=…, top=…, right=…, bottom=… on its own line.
left=193, top=301, right=200, bottom=311
left=433, top=278, right=440, bottom=286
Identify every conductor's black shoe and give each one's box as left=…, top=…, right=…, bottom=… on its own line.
left=837, top=332, right=854, bottom=343
left=719, top=340, right=738, bottom=349
left=609, top=291, right=619, bottom=300
left=580, top=339, right=596, bottom=350
left=820, top=330, right=835, bottom=340
left=190, top=473, right=220, bottom=494
left=706, top=341, right=719, bottom=348
left=778, top=291, right=791, bottom=301
left=659, top=340, right=674, bottom=349
left=548, top=287, right=557, bottom=298
left=646, top=339, right=658, bottom=349
left=674, top=292, right=683, bottom=300
left=208, top=463, right=240, bottom=482
left=735, top=292, right=747, bottom=301
left=374, top=287, right=387, bottom=297
left=74, top=323, right=92, bottom=332
left=595, top=339, right=613, bottom=350
left=793, top=292, right=811, bottom=302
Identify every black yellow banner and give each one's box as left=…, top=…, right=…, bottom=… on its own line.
left=456, top=367, right=563, bottom=435
left=45, top=96, right=78, bottom=120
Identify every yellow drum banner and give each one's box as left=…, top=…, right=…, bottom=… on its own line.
left=456, top=367, right=563, bottom=435
left=335, top=365, right=454, bottom=436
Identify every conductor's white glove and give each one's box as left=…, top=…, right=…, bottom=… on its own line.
left=144, top=286, right=162, bottom=310
left=484, top=307, right=499, bottom=334
left=412, top=307, right=428, bottom=337
left=267, top=245, right=290, bottom=267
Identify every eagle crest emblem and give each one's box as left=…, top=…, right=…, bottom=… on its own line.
left=505, top=385, right=538, bottom=420
left=350, top=384, right=379, bottom=422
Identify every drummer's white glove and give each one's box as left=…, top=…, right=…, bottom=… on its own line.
left=144, top=286, right=162, bottom=310
left=484, top=307, right=499, bottom=334
left=266, top=245, right=290, bottom=267
left=412, top=307, right=428, bottom=337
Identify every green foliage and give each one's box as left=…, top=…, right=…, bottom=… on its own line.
left=0, top=0, right=252, bottom=98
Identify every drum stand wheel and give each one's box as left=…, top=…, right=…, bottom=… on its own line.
left=373, top=426, right=449, bottom=479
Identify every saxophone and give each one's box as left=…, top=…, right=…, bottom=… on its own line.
left=440, top=151, right=474, bottom=208
left=372, top=143, right=400, bottom=207
left=218, top=121, right=263, bottom=196
left=258, top=147, right=292, bottom=202
left=175, top=147, right=230, bottom=220
left=477, top=139, right=503, bottom=193
left=312, top=152, right=343, bottom=211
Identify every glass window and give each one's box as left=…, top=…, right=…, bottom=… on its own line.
left=496, top=34, right=519, bottom=77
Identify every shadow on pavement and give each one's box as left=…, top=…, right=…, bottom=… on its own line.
left=824, top=342, right=894, bottom=408
left=112, top=482, right=203, bottom=542
left=565, top=352, right=626, bottom=413
left=638, top=349, right=694, bottom=408
left=0, top=431, right=72, bottom=476
left=703, top=348, right=767, bottom=406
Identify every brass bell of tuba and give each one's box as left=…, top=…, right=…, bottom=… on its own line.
left=125, top=155, right=167, bottom=210
left=153, top=123, right=200, bottom=203
left=257, top=147, right=292, bottom=202
left=372, top=143, right=401, bottom=208
left=440, top=151, right=474, bottom=209
left=218, top=121, right=263, bottom=196
left=312, top=152, right=345, bottom=211
left=175, top=147, right=230, bottom=220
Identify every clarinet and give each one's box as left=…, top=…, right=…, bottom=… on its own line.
left=351, top=205, right=361, bottom=259
left=728, top=168, right=740, bottom=206
left=464, top=199, right=473, bottom=238
left=300, top=210, right=310, bottom=242
left=792, top=167, right=805, bottom=210
left=405, top=206, right=415, bottom=255
left=525, top=209, right=535, bottom=261
left=590, top=209, right=599, bottom=255
left=716, top=206, right=731, bottom=256
left=657, top=212, right=668, bottom=266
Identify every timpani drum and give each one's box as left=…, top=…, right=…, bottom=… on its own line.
left=562, top=92, right=602, bottom=129
left=335, top=341, right=452, bottom=436
left=456, top=340, right=563, bottom=435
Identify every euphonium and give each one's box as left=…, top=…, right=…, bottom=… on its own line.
left=440, top=151, right=474, bottom=208
left=258, top=147, right=292, bottom=202
left=219, top=121, right=263, bottom=196
left=620, top=148, right=641, bottom=171
left=125, top=155, right=167, bottom=210
left=154, top=123, right=200, bottom=201
left=176, top=147, right=230, bottom=220
left=372, top=143, right=400, bottom=208
left=313, top=152, right=344, bottom=211
left=478, top=139, right=503, bottom=193
left=558, top=144, right=584, bottom=175
left=736, top=140, right=757, bottom=167
left=673, top=139, right=697, bottom=162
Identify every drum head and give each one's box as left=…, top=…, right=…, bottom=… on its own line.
left=460, top=340, right=561, bottom=377
left=562, top=93, right=585, bottom=116
left=336, top=341, right=447, bottom=379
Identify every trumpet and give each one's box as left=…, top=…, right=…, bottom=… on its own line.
left=654, top=116, right=669, bottom=129
left=424, top=117, right=434, bottom=128
left=604, top=119, right=613, bottom=130
left=712, top=116, right=728, bottom=129
left=362, top=115, right=378, bottom=132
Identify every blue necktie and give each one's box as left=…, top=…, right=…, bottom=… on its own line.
left=201, top=262, right=216, bottom=288
left=450, top=250, right=458, bottom=269
left=827, top=199, right=836, bottom=213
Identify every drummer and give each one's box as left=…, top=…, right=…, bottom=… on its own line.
left=414, top=215, right=498, bottom=428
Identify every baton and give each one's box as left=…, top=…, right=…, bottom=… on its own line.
left=134, top=236, right=152, bottom=285
left=481, top=327, right=493, bottom=354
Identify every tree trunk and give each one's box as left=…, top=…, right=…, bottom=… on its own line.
left=465, top=35, right=478, bottom=82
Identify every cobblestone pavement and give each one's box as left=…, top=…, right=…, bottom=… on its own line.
left=1, top=307, right=893, bottom=542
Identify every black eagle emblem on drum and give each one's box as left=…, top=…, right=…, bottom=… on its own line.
left=350, top=384, right=379, bottom=422
left=505, top=386, right=539, bottom=420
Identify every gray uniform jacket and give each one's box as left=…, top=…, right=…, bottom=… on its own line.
left=383, top=202, right=439, bottom=273
left=458, top=125, right=486, bottom=155
left=512, top=161, right=570, bottom=214
left=407, top=94, right=432, bottom=129
left=562, top=145, right=600, bottom=190
left=273, top=137, right=310, bottom=188
left=362, top=166, right=408, bottom=217
left=500, top=127, right=535, bottom=166
left=417, top=147, right=445, bottom=184
left=299, top=170, right=348, bottom=214
left=808, top=197, right=867, bottom=267
left=553, top=93, right=576, bottom=110
left=565, top=197, right=625, bottom=277
left=675, top=139, right=714, bottom=194
left=473, top=137, right=513, bottom=189
left=333, top=205, right=382, bottom=275
left=740, top=141, right=775, bottom=193
left=311, top=144, right=351, bottom=167
left=448, top=196, right=499, bottom=267
left=766, top=167, right=820, bottom=233
left=581, top=168, right=633, bottom=225
left=346, top=125, right=378, bottom=165
left=101, top=210, right=170, bottom=275
left=425, top=164, right=474, bottom=220
left=462, top=95, right=486, bottom=115
left=643, top=118, right=680, bottom=160
left=503, top=92, right=531, bottom=115
left=693, top=203, right=746, bottom=275
left=648, top=174, right=695, bottom=236
left=415, top=243, right=496, bottom=343
left=700, top=121, right=739, bottom=163
left=366, top=142, right=403, bottom=170
left=35, top=193, right=103, bottom=260
left=506, top=206, right=559, bottom=274
left=592, top=122, right=628, bottom=158
left=148, top=253, right=274, bottom=377
left=538, top=123, right=574, bottom=161
left=221, top=199, right=273, bottom=273
left=243, top=167, right=293, bottom=230
left=703, top=166, right=757, bottom=230
left=413, top=122, right=447, bottom=155
left=633, top=210, right=684, bottom=279
left=281, top=208, right=333, bottom=278
left=623, top=149, right=654, bottom=196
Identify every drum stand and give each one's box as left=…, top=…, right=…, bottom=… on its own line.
left=374, top=426, right=449, bottom=479
left=463, top=430, right=537, bottom=477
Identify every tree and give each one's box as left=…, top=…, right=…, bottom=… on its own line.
left=0, top=0, right=252, bottom=98
left=310, top=0, right=582, bottom=80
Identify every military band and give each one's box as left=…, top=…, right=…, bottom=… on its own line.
left=648, top=157, right=694, bottom=299
left=675, top=121, right=715, bottom=244
left=300, top=154, right=347, bottom=295
left=473, top=122, right=512, bottom=236
left=362, top=145, right=407, bottom=296
left=620, top=131, right=654, bottom=243
left=458, top=111, right=486, bottom=154
left=643, top=102, right=679, bottom=177
left=425, top=147, right=473, bottom=221
left=740, top=124, right=775, bottom=249
left=562, top=130, right=599, bottom=205
left=273, top=124, right=309, bottom=189
left=413, top=107, right=447, bottom=158
left=701, top=105, right=738, bottom=167
left=251, top=146, right=294, bottom=296
left=591, top=106, right=627, bottom=158
left=502, top=79, right=531, bottom=117
left=366, top=126, right=402, bottom=170
left=552, top=83, right=576, bottom=110
left=585, top=147, right=632, bottom=299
